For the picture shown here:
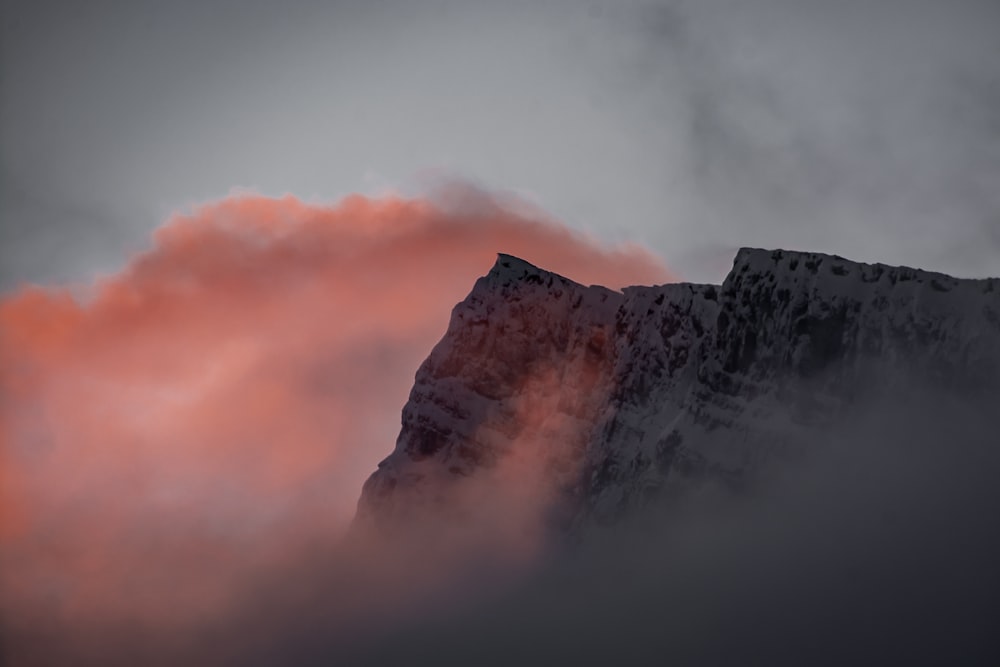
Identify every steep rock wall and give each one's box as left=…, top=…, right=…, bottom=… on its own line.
left=357, top=249, right=1000, bottom=529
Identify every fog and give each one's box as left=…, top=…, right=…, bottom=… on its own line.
left=10, top=372, right=993, bottom=665
left=3, top=0, right=999, bottom=288
left=0, top=187, right=666, bottom=665
left=343, top=387, right=1000, bottom=666
left=3, top=0, right=1000, bottom=663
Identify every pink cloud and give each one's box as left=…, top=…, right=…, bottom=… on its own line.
left=0, top=186, right=670, bottom=662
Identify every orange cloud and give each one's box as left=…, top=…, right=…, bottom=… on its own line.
left=0, top=186, right=669, bottom=663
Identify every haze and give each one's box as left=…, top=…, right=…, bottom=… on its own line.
left=2, top=0, right=999, bottom=664
left=3, top=0, right=999, bottom=289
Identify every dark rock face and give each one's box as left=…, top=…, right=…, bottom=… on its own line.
left=355, top=254, right=623, bottom=531
left=356, top=248, right=1000, bottom=530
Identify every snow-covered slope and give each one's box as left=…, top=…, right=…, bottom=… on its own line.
left=356, top=248, right=1000, bottom=529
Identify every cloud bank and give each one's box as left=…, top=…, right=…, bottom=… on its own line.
left=351, top=388, right=1000, bottom=666
left=0, top=187, right=669, bottom=664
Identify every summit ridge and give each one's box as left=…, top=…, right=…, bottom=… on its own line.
left=356, top=247, right=1000, bottom=530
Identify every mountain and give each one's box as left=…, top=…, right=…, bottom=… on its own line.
left=355, top=248, right=1000, bottom=533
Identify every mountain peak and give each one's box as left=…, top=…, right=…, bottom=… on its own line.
left=493, top=252, right=541, bottom=273
left=485, top=253, right=628, bottom=302
left=358, top=248, right=1000, bottom=530
left=730, top=246, right=997, bottom=284
left=486, top=253, right=576, bottom=288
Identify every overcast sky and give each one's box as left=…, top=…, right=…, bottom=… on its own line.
left=2, top=0, right=999, bottom=289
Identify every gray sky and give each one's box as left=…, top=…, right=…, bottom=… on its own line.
left=2, top=0, right=999, bottom=288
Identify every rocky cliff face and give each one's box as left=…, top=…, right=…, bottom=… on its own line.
left=356, top=248, right=1000, bottom=530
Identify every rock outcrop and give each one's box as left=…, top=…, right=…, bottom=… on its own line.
left=357, top=249, right=1000, bottom=530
